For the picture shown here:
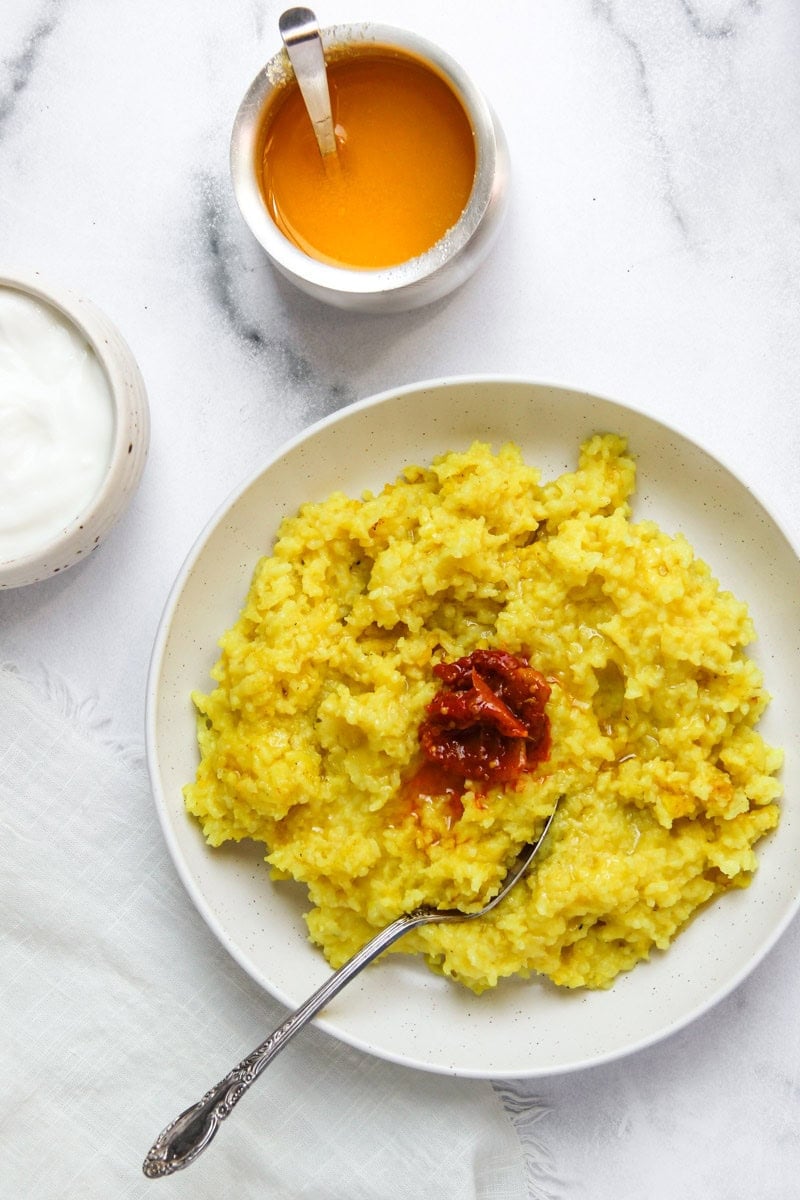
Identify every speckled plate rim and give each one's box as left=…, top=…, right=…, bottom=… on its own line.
left=146, top=375, right=800, bottom=1079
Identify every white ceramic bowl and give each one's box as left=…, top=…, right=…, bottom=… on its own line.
left=0, top=269, right=150, bottom=589
left=230, top=24, right=509, bottom=312
left=148, top=377, right=800, bottom=1078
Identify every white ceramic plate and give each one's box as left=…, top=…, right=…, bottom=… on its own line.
left=147, top=377, right=800, bottom=1078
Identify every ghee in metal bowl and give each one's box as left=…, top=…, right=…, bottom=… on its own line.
left=230, top=23, right=509, bottom=311
left=257, top=48, right=476, bottom=270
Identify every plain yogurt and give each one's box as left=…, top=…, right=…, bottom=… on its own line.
left=0, top=286, right=114, bottom=563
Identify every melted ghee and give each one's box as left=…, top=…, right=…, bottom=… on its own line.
left=258, top=49, right=476, bottom=269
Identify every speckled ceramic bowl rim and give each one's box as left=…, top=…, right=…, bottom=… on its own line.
left=0, top=269, right=150, bottom=583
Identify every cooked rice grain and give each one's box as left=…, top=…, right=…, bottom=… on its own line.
left=185, top=436, right=782, bottom=991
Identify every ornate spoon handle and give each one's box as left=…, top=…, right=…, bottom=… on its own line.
left=142, top=908, right=433, bottom=1178
left=143, top=809, right=558, bottom=1178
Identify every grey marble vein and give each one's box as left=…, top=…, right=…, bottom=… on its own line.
left=678, top=0, right=760, bottom=40
left=591, top=0, right=690, bottom=237
left=195, top=169, right=354, bottom=421
left=594, top=0, right=695, bottom=238
left=0, top=1, right=64, bottom=137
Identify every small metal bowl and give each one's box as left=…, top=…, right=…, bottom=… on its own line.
left=230, top=24, right=509, bottom=313
left=0, top=269, right=150, bottom=589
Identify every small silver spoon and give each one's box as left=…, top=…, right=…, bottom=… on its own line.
left=279, top=6, right=337, bottom=159
left=142, top=800, right=560, bottom=1178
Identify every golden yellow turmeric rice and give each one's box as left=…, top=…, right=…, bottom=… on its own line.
left=184, top=435, right=782, bottom=992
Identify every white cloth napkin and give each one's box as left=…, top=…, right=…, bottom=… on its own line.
left=0, top=666, right=551, bottom=1200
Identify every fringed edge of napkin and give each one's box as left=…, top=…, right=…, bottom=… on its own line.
left=0, top=661, right=146, bottom=772
left=492, top=1082, right=563, bottom=1200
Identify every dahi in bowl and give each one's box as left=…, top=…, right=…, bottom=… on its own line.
left=184, top=435, right=782, bottom=992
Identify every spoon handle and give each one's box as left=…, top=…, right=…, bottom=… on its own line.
left=142, top=908, right=429, bottom=1178
left=279, top=7, right=337, bottom=158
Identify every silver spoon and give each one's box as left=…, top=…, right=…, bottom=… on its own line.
left=279, top=7, right=337, bottom=159
left=142, top=799, right=560, bottom=1178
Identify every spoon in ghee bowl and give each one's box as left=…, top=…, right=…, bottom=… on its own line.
left=142, top=797, right=561, bottom=1178
left=279, top=6, right=338, bottom=160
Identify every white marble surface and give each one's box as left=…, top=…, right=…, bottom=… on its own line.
left=2, top=1, right=799, bottom=1196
